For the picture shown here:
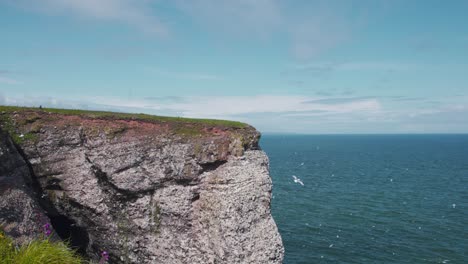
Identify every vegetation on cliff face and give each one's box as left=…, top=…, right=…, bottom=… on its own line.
left=0, top=227, right=112, bottom=264
left=0, top=229, right=84, bottom=264
left=0, top=110, right=38, bottom=144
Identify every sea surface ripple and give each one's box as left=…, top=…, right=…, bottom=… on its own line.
left=262, top=134, right=468, bottom=263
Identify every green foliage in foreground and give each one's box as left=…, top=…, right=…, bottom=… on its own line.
left=0, top=112, right=38, bottom=144
left=0, top=231, right=85, bottom=264
left=0, top=105, right=248, bottom=128
left=0, top=231, right=15, bottom=264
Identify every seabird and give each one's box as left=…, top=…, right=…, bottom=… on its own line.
left=292, top=175, right=304, bottom=186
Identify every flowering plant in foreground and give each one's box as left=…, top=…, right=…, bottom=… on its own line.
left=43, top=222, right=52, bottom=237
left=2, top=216, right=112, bottom=263
left=0, top=227, right=83, bottom=264
left=99, top=250, right=109, bottom=263
left=34, top=209, right=53, bottom=237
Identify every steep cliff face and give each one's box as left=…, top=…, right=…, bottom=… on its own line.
left=0, top=128, right=53, bottom=244
left=0, top=107, right=284, bottom=263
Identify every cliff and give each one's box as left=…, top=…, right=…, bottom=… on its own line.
left=0, top=106, right=284, bottom=263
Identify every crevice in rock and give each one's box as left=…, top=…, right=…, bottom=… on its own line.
left=199, top=160, right=227, bottom=173
left=45, top=178, right=63, bottom=190
left=113, top=159, right=144, bottom=174
left=85, top=154, right=154, bottom=201
left=78, top=127, right=87, bottom=147
left=191, top=193, right=200, bottom=202
left=11, top=140, right=91, bottom=257
left=174, top=177, right=199, bottom=186
left=49, top=215, right=89, bottom=255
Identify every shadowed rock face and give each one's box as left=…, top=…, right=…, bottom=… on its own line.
left=0, top=109, right=284, bottom=263
left=0, top=128, right=52, bottom=244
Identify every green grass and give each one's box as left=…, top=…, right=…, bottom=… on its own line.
left=0, top=105, right=248, bottom=128
left=0, top=230, right=84, bottom=264
left=0, top=112, right=36, bottom=145
left=0, top=231, right=15, bottom=264
left=13, top=239, right=83, bottom=264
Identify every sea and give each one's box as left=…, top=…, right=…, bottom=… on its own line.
left=261, top=134, right=468, bottom=264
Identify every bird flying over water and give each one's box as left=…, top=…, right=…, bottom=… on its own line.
left=292, top=175, right=304, bottom=186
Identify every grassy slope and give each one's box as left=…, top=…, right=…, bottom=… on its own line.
left=0, top=105, right=254, bottom=144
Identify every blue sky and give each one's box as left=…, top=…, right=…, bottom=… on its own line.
left=1, top=0, right=467, bottom=133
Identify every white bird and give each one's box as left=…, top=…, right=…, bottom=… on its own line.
left=292, top=175, right=304, bottom=186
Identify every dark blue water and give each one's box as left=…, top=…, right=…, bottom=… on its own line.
left=262, top=135, right=468, bottom=264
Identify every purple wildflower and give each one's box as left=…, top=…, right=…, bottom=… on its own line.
left=43, top=223, right=52, bottom=237
left=99, top=250, right=109, bottom=263
left=34, top=209, right=52, bottom=236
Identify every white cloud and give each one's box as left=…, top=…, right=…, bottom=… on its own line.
left=0, top=76, right=21, bottom=85
left=0, top=93, right=381, bottom=119
left=289, top=61, right=417, bottom=72
left=289, top=16, right=349, bottom=59
left=174, top=0, right=353, bottom=59
left=174, top=0, right=282, bottom=38
left=8, top=0, right=167, bottom=35
left=6, top=0, right=360, bottom=59
left=146, top=68, right=221, bottom=81
left=2, top=93, right=468, bottom=133
left=84, top=95, right=382, bottom=119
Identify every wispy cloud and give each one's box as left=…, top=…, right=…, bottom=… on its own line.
left=143, top=96, right=186, bottom=103
left=289, top=16, right=350, bottom=59
left=5, top=0, right=363, bottom=59
left=408, top=35, right=442, bottom=53
left=303, top=96, right=428, bottom=105
left=1, top=93, right=467, bottom=133
left=52, top=95, right=383, bottom=119
left=147, top=67, right=221, bottom=81
left=0, top=76, right=20, bottom=85
left=0, top=70, right=21, bottom=85
left=174, top=0, right=355, bottom=59
left=302, top=96, right=376, bottom=105
left=7, top=0, right=168, bottom=36
left=0, top=93, right=381, bottom=118
left=174, top=0, right=282, bottom=38
left=289, top=61, right=416, bottom=72
left=389, top=96, right=425, bottom=102
left=289, top=62, right=337, bottom=72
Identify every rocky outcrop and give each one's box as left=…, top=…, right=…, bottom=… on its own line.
left=0, top=108, right=284, bottom=263
left=0, top=128, right=53, bottom=244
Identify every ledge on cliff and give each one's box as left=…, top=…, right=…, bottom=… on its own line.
left=0, top=105, right=256, bottom=144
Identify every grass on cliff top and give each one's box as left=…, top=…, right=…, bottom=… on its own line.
left=0, top=105, right=248, bottom=128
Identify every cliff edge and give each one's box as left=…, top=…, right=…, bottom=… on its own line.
left=0, top=106, right=284, bottom=263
